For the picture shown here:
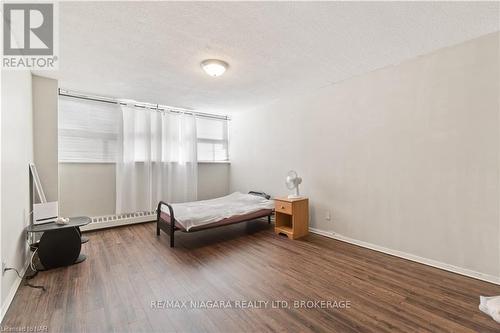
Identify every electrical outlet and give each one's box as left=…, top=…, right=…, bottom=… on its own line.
left=2, top=261, right=6, bottom=275
left=325, top=210, right=331, bottom=221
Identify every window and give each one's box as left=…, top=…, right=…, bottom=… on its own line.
left=58, top=97, right=119, bottom=163
left=58, top=97, right=229, bottom=163
left=196, top=117, right=229, bottom=162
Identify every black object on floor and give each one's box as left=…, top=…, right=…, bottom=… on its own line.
left=27, top=217, right=91, bottom=270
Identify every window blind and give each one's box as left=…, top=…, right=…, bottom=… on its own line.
left=58, top=96, right=119, bottom=163
left=196, top=117, right=229, bottom=162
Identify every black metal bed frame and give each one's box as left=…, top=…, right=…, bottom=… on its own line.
left=156, top=192, right=272, bottom=248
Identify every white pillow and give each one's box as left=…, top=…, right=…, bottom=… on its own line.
left=480, top=296, right=500, bottom=323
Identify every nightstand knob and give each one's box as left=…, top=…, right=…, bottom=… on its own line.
left=281, top=206, right=285, bottom=209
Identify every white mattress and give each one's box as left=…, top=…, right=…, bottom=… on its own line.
left=161, top=192, right=274, bottom=231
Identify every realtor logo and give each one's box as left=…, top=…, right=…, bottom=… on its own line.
left=2, top=2, right=58, bottom=69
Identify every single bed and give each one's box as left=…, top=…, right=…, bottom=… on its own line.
left=156, top=191, right=274, bottom=247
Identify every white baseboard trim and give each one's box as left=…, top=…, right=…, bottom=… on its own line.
left=1, top=259, right=30, bottom=323
left=81, top=215, right=155, bottom=232
left=309, top=227, right=500, bottom=285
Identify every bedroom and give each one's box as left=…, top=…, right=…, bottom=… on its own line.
left=1, top=1, right=500, bottom=332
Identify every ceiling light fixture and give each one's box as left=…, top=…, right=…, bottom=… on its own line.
left=201, top=59, right=228, bottom=77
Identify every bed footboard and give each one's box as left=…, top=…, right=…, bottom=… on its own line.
left=157, top=201, right=175, bottom=247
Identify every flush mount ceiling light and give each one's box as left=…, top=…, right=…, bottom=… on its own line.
left=201, top=59, right=228, bottom=77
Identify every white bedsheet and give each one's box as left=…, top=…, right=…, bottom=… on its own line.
left=480, top=296, right=500, bottom=323
left=161, top=192, right=274, bottom=231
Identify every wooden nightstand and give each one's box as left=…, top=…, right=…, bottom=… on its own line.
left=274, top=197, right=309, bottom=239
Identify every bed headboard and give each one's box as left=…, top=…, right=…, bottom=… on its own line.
left=248, top=191, right=271, bottom=200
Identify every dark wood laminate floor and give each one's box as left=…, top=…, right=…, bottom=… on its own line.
left=2, top=220, right=499, bottom=333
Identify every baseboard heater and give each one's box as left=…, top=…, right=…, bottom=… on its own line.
left=81, top=211, right=156, bottom=231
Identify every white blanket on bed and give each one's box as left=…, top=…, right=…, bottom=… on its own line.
left=161, top=192, right=274, bottom=231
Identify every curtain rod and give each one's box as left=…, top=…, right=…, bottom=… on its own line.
left=58, top=89, right=230, bottom=121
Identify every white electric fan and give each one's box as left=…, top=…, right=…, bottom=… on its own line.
left=286, top=170, right=302, bottom=199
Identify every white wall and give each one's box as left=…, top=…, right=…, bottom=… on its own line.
left=1, top=71, right=33, bottom=315
left=32, top=75, right=59, bottom=202
left=59, top=163, right=230, bottom=217
left=230, top=32, right=500, bottom=280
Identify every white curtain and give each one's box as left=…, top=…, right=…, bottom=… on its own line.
left=116, top=104, right=197, bottom=214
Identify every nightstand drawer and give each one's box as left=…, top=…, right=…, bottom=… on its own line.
left=275, top=200, right=292, bottom=215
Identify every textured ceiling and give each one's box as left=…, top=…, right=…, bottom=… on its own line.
left=37, top=1, right=499, bottom=114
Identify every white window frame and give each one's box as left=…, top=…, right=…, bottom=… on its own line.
left=196, top=118, right=229, bottom=163
left=58, top=97, right=230, bottom=164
